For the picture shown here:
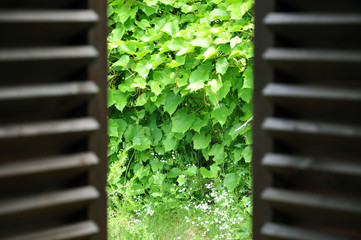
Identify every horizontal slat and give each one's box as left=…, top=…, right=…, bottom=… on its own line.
left=0, top=46, right=98, bottom=62
left=262, top=222, right=359, bottom=240
left=0, top=81, right=98, bottom=101
left=262, top=188, right=361, bottom=214
left=0, top=10, right=98, bottom=23
left=263, top=83, right=361, bottom=101
left=0, top=152, right=98, bottom=179
left=5, top=220, right=99, bottom=240
left=0, top=186, right=99, bottom=217
left=262, top=117, right=361, bottom=138
left=264, top=48, right=361, bottom=63
left=0, top=118, right=99, bottom=140
left=262, top=153, right=361, bottom=177
left=265, top=13, right=361, bottom=26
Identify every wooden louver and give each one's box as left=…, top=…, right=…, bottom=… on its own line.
left=253, top=0, right=361, bottom=239
left=0, top=1, right=107, bottom=239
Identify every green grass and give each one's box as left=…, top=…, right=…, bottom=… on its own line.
left=108, top=181, right=252, bottom=240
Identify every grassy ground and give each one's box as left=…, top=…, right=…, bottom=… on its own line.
left=108, top=184, right=252, bottom=240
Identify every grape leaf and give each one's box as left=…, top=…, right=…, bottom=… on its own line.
left=171, top=109, right=196, bottom=133
left=193, top=130, right=211, bottom=149
left=216, top=57, right=229, bottom=75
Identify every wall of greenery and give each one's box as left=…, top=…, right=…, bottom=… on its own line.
left=107, top=0, right=254, bottom=238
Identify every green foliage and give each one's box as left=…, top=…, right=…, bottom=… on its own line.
left=107, top=0, right=254, bottom=238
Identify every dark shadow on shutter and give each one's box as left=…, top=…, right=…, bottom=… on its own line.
left=254, top=1, right=361, bottom=239
left=0, top=1, right=107, bottom=239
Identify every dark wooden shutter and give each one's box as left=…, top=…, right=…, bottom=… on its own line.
left=253, top=1, right=361, bottom=239
left=0, top=1, right=107, bottom=239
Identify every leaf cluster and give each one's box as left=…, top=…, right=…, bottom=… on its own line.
left=107, top=0, right=254, bottom=206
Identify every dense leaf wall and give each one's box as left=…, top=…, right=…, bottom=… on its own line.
left=107, top=0, right=253, bottom=205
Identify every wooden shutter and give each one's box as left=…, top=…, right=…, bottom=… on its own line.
left=0, top=1, right=107, bottom=239
left=253, top=1, right=361, bottom=239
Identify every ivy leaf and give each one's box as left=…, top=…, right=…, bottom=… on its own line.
left=184, top=166, right=198, bottom=176
left=107, top=88, right=116, bottom=107
left=193, top=130, right=211, bottom=150
left=168, top=168, right=182, bottom=178
left=191, top=37, right=212, bottom=48
left=191, top=115, right=209, bottom=132
left=189, top=61, right=212, bottom=84
left=186, top=82, right=204, bottom=92
left=227, top=1, right=253, bottom=20
left=108, top=119, right=127, bottom=137
left=119, top=41, right=137, bottom=54
left=209, top=9, right=230, bottom=21
left=216, top=57, right=229, bottom=75
left=171, top=109, right=196, bottom=133
left=203, top=47, right=219, bottom=61
left=133, top=136, right=151, bottom=151
left=238, top=88, right=252, bottom=103
left=242, top=146, right=252, bottom=163
left=150, top=160, right=164, bottom=172
left=135, top=60, right=151, bottom=79
left=114, top=90, right=128, bottom=112
left=230, top=36, right=242, bottom=48
left=161, top=21, right=179, bottom=36
left=113, top=55, right=129, bottom=67
left=211, top=103, right=233, bottom=126
left=177, top=175, right=187, bottom=186
left=139, top=4, right=157, bottom=16
left=224, top=173, right=240, bottom=191
left=200, top=164, right=220, bottom=178
left=164, top=91, right=183, bottom=115
left=163, top=136, right=178, bottom=152
left=167, top=37, right=186, bottom=51
left=243, top=66, right=253, bottom=88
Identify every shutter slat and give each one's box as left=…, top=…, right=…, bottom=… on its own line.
left=261, top=222, right=359, bottom=240
left=0, top=46, right=98, bottom=62
left=0, top=186, right=99, bottom=217
left=5, top=220, right=99, bottom=240
left=264, top=48, right=361, bottom=63
left=0, top=10, right=98, bottom=23
left=265, top=13, right=361, bottom=26
left=263, top=83, right=361, bottom=101
left=0, top=118, right=99, bottom=140
left=262, top=188, right=361, bottom=214
left=262, top=153, right=361, bottom=177
left=262, top=117, right=361, bottom=138
left=0, top=152, right=98, bottom=179
left=0, top=81, right=98, bottom=101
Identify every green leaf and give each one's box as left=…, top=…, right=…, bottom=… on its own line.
left=139, top=4, right=157, bottom=16
left=189, top=62, right=212, bottom=84
left=119, top=41, right=137, bottom=54
left=113, top=90, right=128, bottom=112
left=224, top=173, right=240, bottom=191
left=200, top=164, right=220, bottom=178
left=209, top=9, right=230, bottom=21
left=163, top=136, right=178, bottom=152
left=193, top=130, right=211, bottom=149
left=191, top=115, right=209, bottom=132
left=164, top=91, right=183, bottom=115
left=184, top=166, right=198, bottom=176
left=133, top=136, right=151, bottom=151
left=108, top=119, right=127, bottom=137
left=177, top=175, right=186, bottom=186
left=161, top=21, right=179, bottom=36
left=243, top=66, right=253, bottom=88
left=211, top=103, right=233, bottom=126
left=168, top=168, right=182, bottom=178
left=203, top=47, right=218, bottom=61
left=113, top=55, right=129, bottom=67
left=191, top=37, right=212, bottom=48
left=167, top=37, right=186, bottom=51
left=171, top=109, right=196, bottom=133
left=150, top=160, right=164, bottom=172
left=238, top=88, right=252, bottom=103
left=227, top=1, right=253, bottom=20
left=216, top=57, right=229, bottom=75
left=242, top=145, right=252, bottom=163
left=135, top=60, right=151, bottom=79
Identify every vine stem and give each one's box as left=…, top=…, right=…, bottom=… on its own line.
left=234, top=116, right=253, bottom=132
